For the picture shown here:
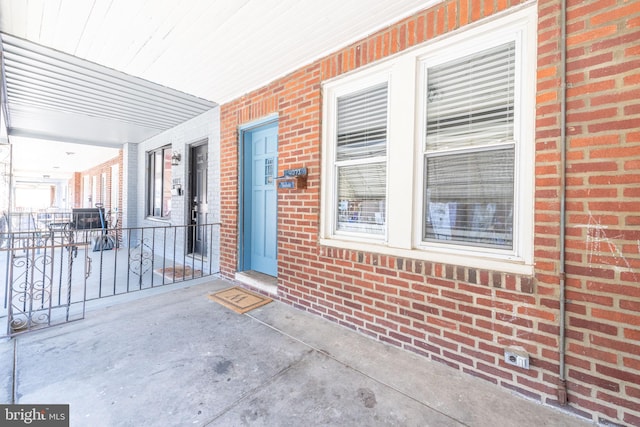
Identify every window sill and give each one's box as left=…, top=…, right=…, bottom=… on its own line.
left=319, top=237, right=534, bottom=276
left=144, top=216, right=172, bottom=225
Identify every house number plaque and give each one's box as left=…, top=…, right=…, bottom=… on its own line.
left=277, top=167, right=308, bottom=189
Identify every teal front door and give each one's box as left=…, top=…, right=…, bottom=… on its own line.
left=243, top=122, right=278, bottom=276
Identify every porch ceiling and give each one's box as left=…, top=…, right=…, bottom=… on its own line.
left=1, top=33, right=217, bottom=148
left=0, top=0, right=439, bottom=176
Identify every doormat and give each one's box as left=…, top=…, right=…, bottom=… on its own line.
left=207, top=286, right=272, bottom=314
left=155, top=265, right=203, bottom=281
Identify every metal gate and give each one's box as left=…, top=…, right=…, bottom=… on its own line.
left=4, top=236, right=89, bottom=336
left=1, top=221, right=221, bottom=337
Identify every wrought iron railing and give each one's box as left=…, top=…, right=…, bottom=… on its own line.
left=0, top=210, right=123, bottom=242
left=3, top=237, right=89, bottom=336
left=1, top=222, right=221, bottom=336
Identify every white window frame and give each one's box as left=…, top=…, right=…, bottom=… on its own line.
left=101, top=172, right=107, bottom=205
left=320, top=5, right=536, bottom=275
left=92, top=176, right=97, bottom=206
left=83, top=175, right=90, bottom=207
left=146, top=145, right=172, bottom=220
left=321, top=69, right=392, bottom=243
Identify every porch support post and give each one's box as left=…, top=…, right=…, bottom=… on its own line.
left=122, top=142, right=138, bottom=230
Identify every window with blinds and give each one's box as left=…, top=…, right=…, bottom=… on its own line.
left=147, top=145, right=172, bottom=219
left=423, top=41, right=516, bottom=249
left=321, top=7, right=535, bottom=269
left=335, top=82, right=388, bottom=235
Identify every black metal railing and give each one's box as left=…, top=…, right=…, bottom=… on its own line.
left=3, top=237, right=89, bottom=336
left=0, top=210, right=123, bottom=242
left=1, top=222, right=221, bottom=336
left=79, top=222, right=221, bottom=299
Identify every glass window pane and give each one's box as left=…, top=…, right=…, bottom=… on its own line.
left=337, top=83, right=388, bottom=161
left=162, top=148, right=172, bottom=218
left=147, top=147, right=172, bottom=219
left=424, top=149, right=514, bottom=248
left=337, top=163, right=386, bottom=234
left=153, top=152, right=162, bottom=217
left=426, top=42, right=515, bottom=151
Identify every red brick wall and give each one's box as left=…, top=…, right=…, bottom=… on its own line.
left=70, top=172, right=82, bottom=208
left=547, top=0, right=639, bottom=424
left=220, top=1, right=640, bottom=424
left=70, top=150, right=123, bottom=214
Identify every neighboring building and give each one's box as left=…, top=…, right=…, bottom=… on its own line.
left=215, top=1, right=640, bottom=425
left=71, top=150, right=123, bottom=213
left=57, top=110, right=221, bottom=280
left=125, top=108, right=222, bottom=274
left=129, top=108, right=220, bottom=232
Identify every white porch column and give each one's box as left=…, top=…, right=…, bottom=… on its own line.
left=122, top=142, right=138, bottom=229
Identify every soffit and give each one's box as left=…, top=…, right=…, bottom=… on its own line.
left=1, top=33, right=217, bottom=147
left=0, top=0, right=441, bottom=178
left=0, top=0, right=439, bottom=105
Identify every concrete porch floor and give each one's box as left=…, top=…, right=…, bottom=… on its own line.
left=0, top=279, right=593, bottom=426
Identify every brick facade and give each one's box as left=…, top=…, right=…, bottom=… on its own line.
left=219, top=0, right=640, bottom=424
left=70, top=150, right=123, bottom=215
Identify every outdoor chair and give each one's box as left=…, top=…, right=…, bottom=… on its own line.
left=71, top=205, right=115, bottom=253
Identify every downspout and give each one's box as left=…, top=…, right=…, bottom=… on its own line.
left=557, top=0, right=568, bottom=406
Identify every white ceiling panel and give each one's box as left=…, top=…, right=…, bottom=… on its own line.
left=11, top=136, right=119, bottom=181
left=0, top=0, right=439, bottom=104
left=0, top=0, right=441, bottom=178
left=1, top=32, right=217, bottom=147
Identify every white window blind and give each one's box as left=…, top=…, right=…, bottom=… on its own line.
left=335, top=83, right=388, bottom=235
left=426, top=42, right=515, bottom=151
left=337, top=83, right=388, bottom=160
left=424, top=42, right=516, bottom=249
